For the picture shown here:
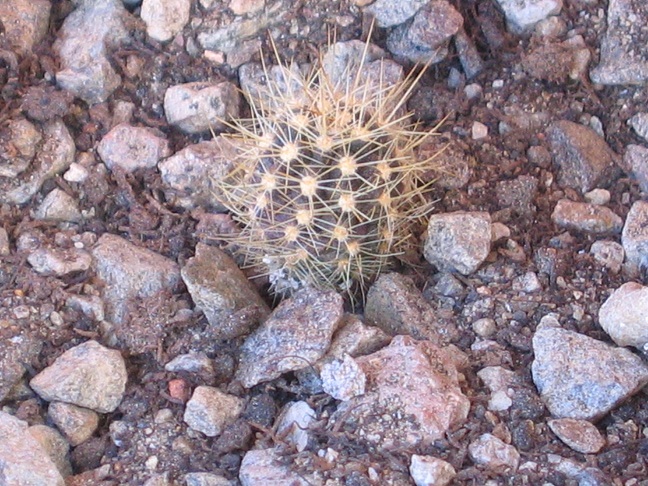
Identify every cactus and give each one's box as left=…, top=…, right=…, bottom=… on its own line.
left=213, top=39, right=441, bottom=302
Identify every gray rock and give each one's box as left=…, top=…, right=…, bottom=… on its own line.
left=333, top=336, right=470, bottom=448
left=477, top=366, right=516, bottom=412
left=235, top=287, right=343, bottom=388
left=97, top=123, right=171, bottom=172
left=629, top=113, right=648, bottom=141
left=590, top=0, right=648, bottom=85
left=158, top=138, right=239, bottom=210
left=424, top=211, right=492, bottom=275
left=546, top=120, right=619, bottom=193
left=183, top=386, right=244, bottom=437
left=0, top=227, right=9, bottom=256
left=165, top=352, right=215, bottom=376
left=624, top=144, right=648, bottom=192
left=325, top=315, right=391, bottom=360
left=599, top=282, right=648, bottom=351
left=0, top=0, right=50, bottom=54
left=494, top=0, right=562, bottom=33
left=65, top=294, right=105, bottom=321
left=364, top=0, right=429, bottom=27
left=54, top=0, right=130, bottom=104
left=590, top=240, right=624, bottom=273
left=454, top=28, right=484, bottom=79
left=27, top=424, right=72, bottom=478
left=386, top=1, right=463, bottom=64
left=468, top=433, right=520, bottom=470
left=239, top=448, right=313, bottom=486
left=409, top=455, right=456, bottom=486
left=181, top=243, right=270, bottom=340
left=0, top=411, right=65, bottom=485
left=0, top=119, right=75, bottom=205
left=0, top=330, right=43, bottom=402
left=30, top=340, right=128, bottom=413
left=551, top=199, right=622, bottom=234
left=48, top=401, right=99, bottom=446
left=320, top=354, right=366, bottom=401
left=164, top=82, right=240, bottom=134
left=140, top=0, right=191, bottom=42
left=531, top=315, right=648, bottom=420
left=584, top=188, right=611, bottom=205
left=0, top=117, right=42, bottom=179
left=92, top=233, right=181, bottom=325
left=547, top=418, right=605, bottom=454
left=622, top=200, right=648, bottom=269
left=184, top=473, right=234, bottom=486
left=34, top=188, right=82, bottom=223
left=496, top=175, right=538, bottom=216
left=275, top=401, right=316, bottom=452
left=365, top=272, right=450, bottom=343
left=27, top=247, right=92, bottom=276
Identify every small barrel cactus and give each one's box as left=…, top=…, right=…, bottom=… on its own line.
left=214, top=40, right=441, bottom=302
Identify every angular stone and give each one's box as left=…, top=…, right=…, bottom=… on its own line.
left=48, top=402, right=99, bottom=446
left=97, top=123, right=170, bottom=172
left=239, top=448, right=312, bottom=486
left=469, top=433, right=520, bottom=471
left=141, top=0, right=191, bottom=42
left=181, top=243, right=270, bottom=340
left=235, top=287, right=343, bottom=388
left=27, top=424, right=72, bottom=478
left=30, top=340, right=127, bottom=413
left=494, top=0, right=562, bottom=33
left=0, top=117, right=42, bottom=179
left=548, top=418, right=605, bottom=454
left=92, top=233, right=181, bottom=325
left=409, top=455, right=456, bottom=486
left=625, top=144, right=648, bottom=193
left=622, top=200, right=648, bottom=269
left=332, top=336, right=470, bottom=448
left=599, top=282, right=648, bottom=351
left=531, top=316, right=648, bottom=420
left=364, top=0, right=429, bottom=27
left=184, top=386, right=244, bottom=437
left=325, top=315, right=391, bottom=360
left=34, top=188, right=82, bottom=223
left=590, top=240, right=624, bottom=273
left=551, top=199, right=622, bottom=234
left=27, top=247, right=92, bottom=276
left=275, top=401, right=316, bottom=452
left=424, top=211, right=492, bottom=275
left=0, top=411, right=65, bottom=486
left=0, top=0, right=51, bottom=55
left=320, top=354, right=366, bottom=401
left=546, top=120, right=619, bottom=193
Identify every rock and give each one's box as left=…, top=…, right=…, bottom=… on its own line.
left=622, top=200, right=648, bottom=270
left=0, top=330, right=43, bottom=402
left=326, top=315, right=391, bottom=359
left=0, top=227, right=9, bottom=256
left=0, top=411, right=65, bottom=485
left=409, top=455, right=456, bottom=486
left=522, top=36, right=591, bottom=82
left=63, top=162, right=90, bottom=183
left=494, top=0, right=562, bottom=33
left=333, top=336, right=470, bottom=448
left=97, top=123, right=170, bottom=172
left=184, top=386, right=244, bottom=437
left=235, top=287, right=343, bottom=388
left=629, top=113, right=648, bottom=142
left=551, top=199, right=622, bottom=234
left=27, top=247, right=93, bottom=276
left=0, top=119, right=75, bottom=205
left=54, top=0, right=130, bottom=104
left=599, top=282, right=648, bottom=351
left=624, top=144, right=648, bottom=193
left=584, top=188, right=611, bottom=205
left=531, top=315, right=648, bottom=421
left=184, top=472, right=234, bottom=486
left=478, top=366, right=516, bottom=412
left=140, top=0, right=191, bottom=42
left=320, top=354, right=366, bottom=401
left=30, top=340, right=128, bottom=413
left=48, top=401, right=99, bottom=446
left=468, top=433, right=520, bottom=471
left=0, top=117, right=42, bottom=179
left=158, top=138, right=239, bottom=210
left=275, top=401, right=316, bottom=452
left=92, top=233, right=181, bottom=325
left=364, top=0, right=429, bottom=27
left=512, top=271, right=542, bottom=293
left=0, top=0, right=50, bottom=55
left=365, top=272, right=450, bottom=343
left=454, top=28, right=484, bottom=79
left=386, top=1, right=463, bottom=64
left=181, top=243, right=270, bottom=340
left=229, top=0, right=265, bottom=16
left=472, top=121, right=488, bottom=139
left=590, top=240, right=624, bottom=273
left=496, top=175, right=538, bottom=216
left=164, top=82, right=240, bottom=134
left=547, top=418, right=605, bottom=454
left=28, top=424, right=72, bottom=478
left=546, top=120, right=619, bottom=193
left=239, top=448, right=313, bottom=486
left=165, top=352, right=215, bottom=376
left=424, top=211, right=492, bottom=275
left=34, top=188, right=82, bottom=223
left=590, top=0, right=648, bottom=85
left=66, top=294, right=105, bottom=322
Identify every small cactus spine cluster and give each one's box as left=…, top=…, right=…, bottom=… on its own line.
left=216, top=40, right=440, bottom=301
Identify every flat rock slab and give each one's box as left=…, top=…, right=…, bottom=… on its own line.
left=235, top=287, right=343, bottom=388
left=0, top=411, right=65, bottom=486
left=531, top=316, right=648, bottom=421
left=92, top=233, right=181, bottom=325
left=30, top=340, right=127, bottom=413
left=332, top=335, right=470, bottom=448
